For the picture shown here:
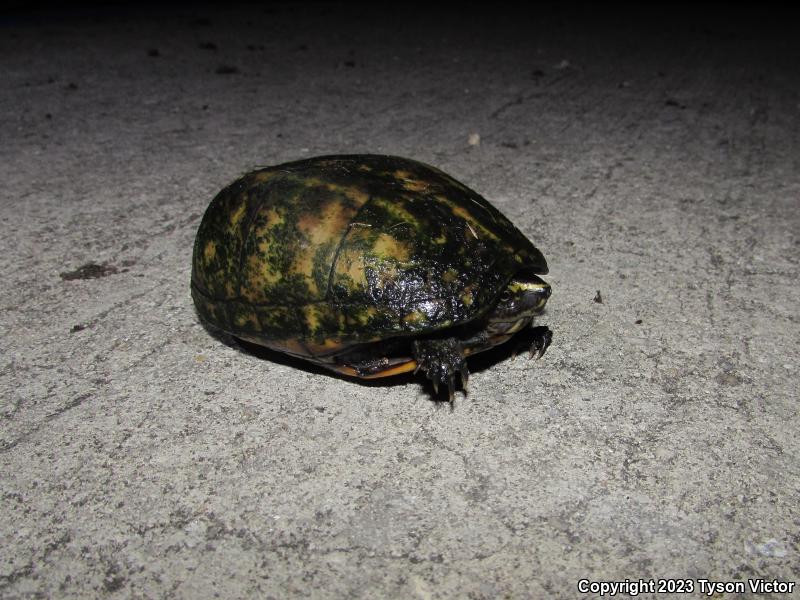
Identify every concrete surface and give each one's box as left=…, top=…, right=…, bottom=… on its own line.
left=1, top=4, right=798, bottom=598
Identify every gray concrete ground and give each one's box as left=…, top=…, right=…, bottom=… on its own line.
left=1, top=4, right=798, bottom=599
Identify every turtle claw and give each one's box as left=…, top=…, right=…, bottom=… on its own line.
left=412, top=338, right=468, bottom=402
left=528, top=326, right=553, bottom=360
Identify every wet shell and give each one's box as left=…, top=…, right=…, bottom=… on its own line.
left=191, top=154, right=547, bottom=358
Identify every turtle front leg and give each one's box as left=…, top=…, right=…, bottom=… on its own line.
left=412, top=338, right=469, bottom=402
left=528, top=325, right=553, bottom=359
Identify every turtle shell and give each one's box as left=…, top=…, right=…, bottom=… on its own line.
left=191, top=155, right=547, bottom=358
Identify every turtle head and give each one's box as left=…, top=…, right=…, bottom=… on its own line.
left=487, top=273, right=551, bottom=330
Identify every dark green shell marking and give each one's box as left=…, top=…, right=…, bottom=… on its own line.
left=191, top=155, right=547, bottom=355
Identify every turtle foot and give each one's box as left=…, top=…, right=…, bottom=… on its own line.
left=412, top=338, right=469, bottom=403
left=528, top=325, right=553, bottom=359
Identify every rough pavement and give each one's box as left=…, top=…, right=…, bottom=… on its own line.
left=1, top=5, right=798, bottom=598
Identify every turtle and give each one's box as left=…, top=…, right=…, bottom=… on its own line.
left=191, top=154, right=552, bottom=401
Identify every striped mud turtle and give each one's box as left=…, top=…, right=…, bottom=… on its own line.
left=191, top=155, right=552, bottom=401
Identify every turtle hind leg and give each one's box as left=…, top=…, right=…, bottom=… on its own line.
left=412, top=338, right=469, bottom=403
left=334, top=356, right=418, bottom=379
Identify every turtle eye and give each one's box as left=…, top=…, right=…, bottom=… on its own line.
left=499, top=290, right=512, bottom=303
